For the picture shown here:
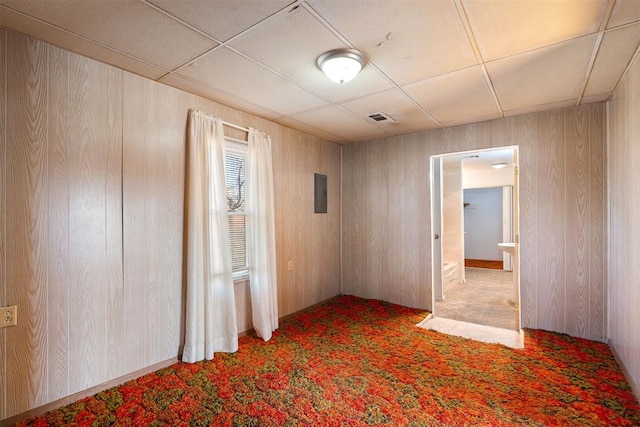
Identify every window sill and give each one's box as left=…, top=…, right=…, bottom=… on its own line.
left=233, top=271, right=249, bottom=284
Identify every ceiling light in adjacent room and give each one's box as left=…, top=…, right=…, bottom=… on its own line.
left=491, top=162, right=508, bottom=169
left=317, top=48, right=366, bottom=83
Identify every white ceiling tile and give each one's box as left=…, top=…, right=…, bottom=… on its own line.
left=584, top=24, right=640, bottom=96
left=339, top=89, right=439, bottom=130
left=462, top=0, right=608, bottom=61
left=291, top=105, right=387, bottom=141
left=274, top=116, right=343, bottom=142
left=0, top=5, right=168, bottom=80
left=229, top=6, right=392, bottom=103
left=147, top=0, right=294, bottom=42
left=0, top=0, right=217, bottom=70
left=486, top=36, right=596, bottom=111
left=503, top=99, right=578, bottom=118
left=403, top=66, right=499, bottom=123
left=177, top=47, right=328, bottom=116
left=307, top=0, right=477, bottom=85
left=607, top=0, right=640, bottom=29
left=159, top=73, right=283, bottom=121
left=1, top=0, right=635, bottom=141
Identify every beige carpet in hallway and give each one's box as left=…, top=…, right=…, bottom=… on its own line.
left=434, top=267, right=516, bottom=330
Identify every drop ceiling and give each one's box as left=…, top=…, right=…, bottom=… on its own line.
left=1, top=0, right=639, bottom=144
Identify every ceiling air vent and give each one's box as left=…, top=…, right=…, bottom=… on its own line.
left=366, top=112, right=395, bottom=123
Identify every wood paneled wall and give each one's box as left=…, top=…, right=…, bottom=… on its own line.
left=0, top=28, right=341, bottom=420
left=271, top=126, right=342, bottom=315
left=608, top=48, right=640, bottom=398
left=2, top=30, right=125, bottom=416
left=342, top=103, right=606, bottom=341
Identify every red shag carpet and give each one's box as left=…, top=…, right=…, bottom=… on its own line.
left=18, top=295, right=640, bottom=426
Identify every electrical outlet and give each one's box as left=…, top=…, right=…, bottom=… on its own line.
left=288, top=260, right=294, bottom=271
left=0, top=305, right=17, bottom=328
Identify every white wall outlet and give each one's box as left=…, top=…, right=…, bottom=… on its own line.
left=0, top=305, right=17, bottom=328
left=288, top=260, right=294, bottom=271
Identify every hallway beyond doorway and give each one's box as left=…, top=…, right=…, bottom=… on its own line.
left=434, top=267, right=515, bottom=330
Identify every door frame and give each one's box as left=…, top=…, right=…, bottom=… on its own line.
left=430, top=146, right=521, bottom=331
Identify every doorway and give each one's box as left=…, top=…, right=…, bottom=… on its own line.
left=430, top=147, right=521, bottom=333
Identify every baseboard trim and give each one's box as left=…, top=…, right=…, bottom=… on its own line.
left=465, top=259, right=504, bottom=270
left=608, top=338, right=640, bottom=402
left=2, top=357, right=179, bottom=426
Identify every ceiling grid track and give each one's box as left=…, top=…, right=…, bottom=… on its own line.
left=142, top=0, right=384, bottom=142
left=576, top=0, right=616, bottom=105
left=454, top=0, right=504, bottom=119
left=576, top=32, right=605, bottom=106
left=608, top=39, right=640, bottom=101
left=3, top=0, right=638, bottom=143
left=301, top=1, right=445, bottom=131
left=150, top=0, right=302, bottom=79
left=0, top=4, right=171, bottom=76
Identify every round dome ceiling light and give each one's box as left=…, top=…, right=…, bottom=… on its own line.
left=317, top=48, right=366, bottom=84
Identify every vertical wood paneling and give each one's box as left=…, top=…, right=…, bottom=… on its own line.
left=295, top=130, right=307, bottom=308
left=565, top=107, right=589, bottom=337
left=535, top=111, right=565, bottom=331
left=46, top=45, right=69, bottom=401
left=123, top=74, right=189, bottom=368
left=272, top=128, right=294, bottom=312
left=386, top=141, right=404, bottom=303
left=403, top=136, right=425, bottom=305
left=351, top=143, right=366, bottom=299
left=104, top=65, right=123, bottom=380
left=342, top=144, right=354, bottom=298
left=364, top=141, right=385, bottom=300
left=122, top=74, right=148, bottom=373
left=68, top=54, right=114, bottom=393
left=294, top=131, right=308, bottom=308
left=308, top=139, right=321, bottom=303
left=6, top=32, right=49, bottom=414
left=609, top=48, right=640, bottom=397
left=5, top=33, right=48, bottom=414
left=340, top=145, right=356, bottom=297
left=609, top=74, right=628, bottom=372
left=0, top=27, right=7, bottom=421
left=156, top=83, right=188, bottom=358
left=516, top=114, right=538, bottom=327
left=342, top=132, right=433, bottom=310
left=490, top=116, right=517, bottom=149
left=588, top=104, right=606, bottom=340
left=342, top=104, right=606, bottom=340
left=328, top=141, right=342, bottom=299
left=267, top=125, right=340, bottom=317
left=0, top=27, right=336, bottom=420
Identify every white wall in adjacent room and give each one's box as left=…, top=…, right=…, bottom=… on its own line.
left=464, top=187, right=503, bottom=261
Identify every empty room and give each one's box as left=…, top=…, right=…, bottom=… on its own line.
left=1, top=0, right=640, bottom=425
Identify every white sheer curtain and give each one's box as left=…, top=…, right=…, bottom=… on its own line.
left=183, top=109, right=238, bottom=363
left=246, top=128, right=278, bottom=341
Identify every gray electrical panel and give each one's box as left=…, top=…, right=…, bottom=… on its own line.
left=314, top=173, right=327, bottom=214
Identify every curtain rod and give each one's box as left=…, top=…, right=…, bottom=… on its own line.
left=190, top=109, right=250, bottom=133
left=222, top=120, right=250, bottom=133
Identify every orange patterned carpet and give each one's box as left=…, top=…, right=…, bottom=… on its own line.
left=18, top=295, right=640, bottom=426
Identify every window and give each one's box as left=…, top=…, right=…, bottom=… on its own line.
left=225, top=141, right=248, bottom=279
